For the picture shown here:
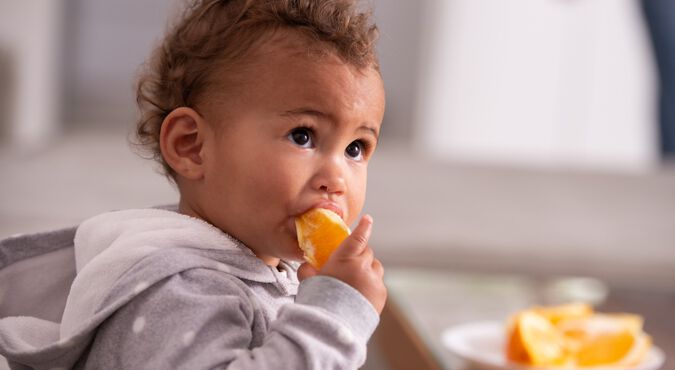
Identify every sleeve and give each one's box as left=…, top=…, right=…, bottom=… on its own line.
left=81, top=269, right=379, bottom=370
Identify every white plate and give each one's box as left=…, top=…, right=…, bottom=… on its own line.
left=441, top=321, right=665, bottom=370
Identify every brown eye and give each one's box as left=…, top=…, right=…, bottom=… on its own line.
left=345, top=141, right=363, bottom=159
left=288, top=128, right=313, bottom=147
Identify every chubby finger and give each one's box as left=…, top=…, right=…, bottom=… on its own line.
left=335, top=214, right=373, bottom=257
left=361, top=245, right=374, bottom=264
left=297, top=262, right=318, bottom=281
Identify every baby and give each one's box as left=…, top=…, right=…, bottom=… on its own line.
left=0, top=0, right=386, bottom=369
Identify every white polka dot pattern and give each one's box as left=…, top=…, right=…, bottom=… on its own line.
left=182, top=331, right=195, bottom=346
left=134, top=281, right=150, bottom=294
left=132, top=316, right=146, bottom=334
left=336, top=325, right=354, bottom=345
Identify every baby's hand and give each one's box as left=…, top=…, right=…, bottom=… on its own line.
left=298, top=215, right=387, bottom=314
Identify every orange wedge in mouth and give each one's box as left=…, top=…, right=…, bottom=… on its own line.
left=295, top=208, right=350, bottom=269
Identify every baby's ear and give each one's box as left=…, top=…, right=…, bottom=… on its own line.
left=159, top=107, right=207, bottom=181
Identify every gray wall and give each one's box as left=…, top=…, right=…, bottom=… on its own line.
left=63, top=0, right=422, bottom=144
left=373, top=0, right=424, bottom=145
left=64, top=0, right=177, bottom=129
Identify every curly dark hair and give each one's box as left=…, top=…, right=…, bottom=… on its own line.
left=134, top=0, right=380, bottom=178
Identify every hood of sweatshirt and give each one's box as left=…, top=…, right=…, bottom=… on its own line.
left=0, top=208, right=297, bottom=369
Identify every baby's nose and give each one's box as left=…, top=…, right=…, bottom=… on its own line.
left=313, top=157, right=346, bottom=194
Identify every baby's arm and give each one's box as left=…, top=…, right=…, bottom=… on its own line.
left=82, top=265, right=378, bottom=369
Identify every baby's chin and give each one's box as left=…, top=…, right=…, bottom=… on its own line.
left=269, top=234, right=305, bottom=263
left=286, top=244, right=306, bottom=262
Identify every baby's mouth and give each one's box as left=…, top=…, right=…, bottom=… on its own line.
left=310, top=202, right=344, bottom=220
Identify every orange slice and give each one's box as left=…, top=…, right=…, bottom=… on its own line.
left=295, top=208, right=350, bottom=269
left=533, top=302, right=593, bottom=325
left=506, top=304, right=653, bottom=368
left=557, top=314, right=650, bottom=367
left=616, top=333, right=652, bottom=367
left=506, top=311, right=570, bottom=366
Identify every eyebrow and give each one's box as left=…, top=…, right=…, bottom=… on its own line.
left=282, top=108, right=380, bottom=141
left=282, top=108, right=329, bottom=119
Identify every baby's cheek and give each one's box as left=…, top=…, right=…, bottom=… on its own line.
left=257, top=168, right=300, bottom=205
left=347, top=180, right=368, bottom=224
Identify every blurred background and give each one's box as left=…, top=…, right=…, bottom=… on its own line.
left=2, top=0, right=673, bottom=285
left=0, top=0, right=674, bottom=368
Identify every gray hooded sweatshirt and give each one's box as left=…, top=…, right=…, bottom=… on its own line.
left=0, top=208, right=379, bottom=369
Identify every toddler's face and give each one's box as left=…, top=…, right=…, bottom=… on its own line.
left=194, top=35, right=385, bottom=266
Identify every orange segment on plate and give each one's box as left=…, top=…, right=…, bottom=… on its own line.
left=505, top=303, right=653, bottom=368
left=295, top=208, right=350, bottom=269
left=614, top=333, right=652, bottom=367
left=557, top=314, right=651, bottom=367
left=506, top=311, right=570, bottom=366
left=533, top=302, right=593, bottom=325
